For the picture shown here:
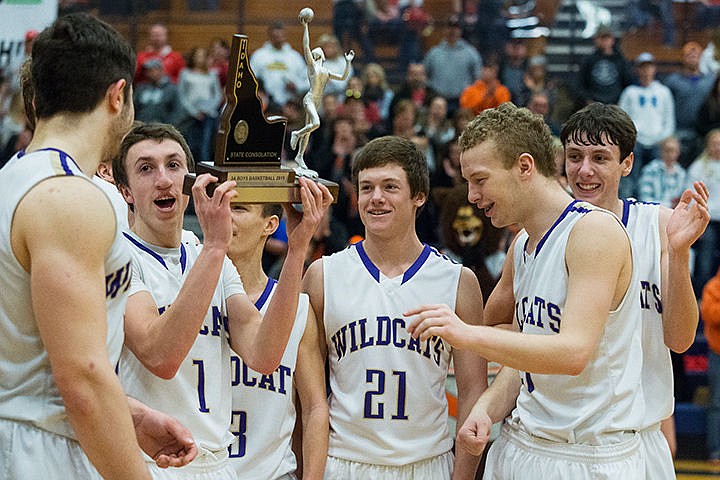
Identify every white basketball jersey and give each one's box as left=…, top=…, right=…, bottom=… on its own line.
left=0, top=149, right=131, bottom=439
left=92, top=175, right=129, bottom=231
left=510, top=200, right=644, bottom=444
left=228, top=279, right=309, bottom=479
left=623, top=199, right=673, bottom=427
left=117, top=231, right=244, bottom=452
left=323, top=242, right=460, bottom=465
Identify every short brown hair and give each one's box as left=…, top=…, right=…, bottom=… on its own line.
left=351, top=135, right=429, bottom=200
left=459, top=102, right=556, bottom=177
left=113, top=122, right=194, bottom=188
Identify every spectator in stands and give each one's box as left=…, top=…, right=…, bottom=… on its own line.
left=697, top=74, right=720, bottom=137
left=177, top=47, right=222, bottom=162
left=423, top=15, right=483, bottom=117
left=700, top=29, right=720, bottom=76
left=361, top=63, right=394, bottom=122
left=702, top=266, right=720, bottom=464
left=388, top=62, right=436, bottom=124
left=515, top=54, right=550, bottom=108
left=577, top=24, right=632, bottom=105
left=686, top=128, right=720, bottom=293
left=133, top=58, right=181, bottom=125
left=363, top=0, right=423, bottom=73
left=208, top=37, right=230, bottom=91
left=134, top=23, right=185, bottom=84
left=452, top=0, right=507, bottom=58
left=316, top=33, right=354, bottom=101
left=459, top=60, right=511, bottom=115
left=619, top=52, right=676, bottom=197
left=319, top=116, right=364, bottom=239
left=627, top=0, right=676, bottom=46
left=333, top=0, right=373, bottom=61
left=431, top=135, right=463, bottom=188
left=250, top=21, right=309, bottom=109
left=638, top=135, right=687, bottom=208
left=526, top=91, right=557, bottom=134
left=664, top=41, right=717, bottom=167
left=499, top=38, right=528, bottom=103
left=419, top=95, right=455, bottom=167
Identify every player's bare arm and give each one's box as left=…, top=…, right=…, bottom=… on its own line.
left=294, top=305, right=330, bottom=480
left=123, top=175, right=237, bottom=379
left=661, top=180, right=710, bottom=352
left=452, top=267, right=488, bottom=480
left=227, top=178, right=332, bottom=374
left=14, top=177, right=151, bottom=480
left=407, top=211, right=631, bottom=375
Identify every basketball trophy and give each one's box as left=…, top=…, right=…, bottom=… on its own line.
left=183, top=9, right=340, bottom=203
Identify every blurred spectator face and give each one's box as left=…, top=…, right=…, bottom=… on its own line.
left=660, top=137, right=680, bottom=167
left=407, top=64, right=426, bottom=89
left=191, top=48, right=209, bottom=70
left=146, top=64, right=164, bottom=83
left=447, top=21, right=462, bottom=42
left=481, top=64, right=499, bottom=82
left=683, top=42, right=702, bottom=69
left=594, top=33, right=614, bottom=54
left=269, top=26, right=286, bottom=49
left=637, top=62, right=656, bottom=85
left=149, top=24, right=168, bottom=50
left=322, top=93, right=339, bottom=118
left=319, top=38, right=339, bottom=59
left=428, top=96, right=448, bottom=120
left=707, top=131, right=720, bottom=159
left=347, top=76, right=363, bottom=93
left=505, top=40, right=527, bottom=61
left=334, top=118, right=356, bottom=143
left=528, top=93, right=550, bottom=117
left=209, top=39, right=229, bottom=62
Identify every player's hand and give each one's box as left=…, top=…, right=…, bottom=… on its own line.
left=457, top=409, right=493, bottom=456
left=191, top=173, right=237, bottom=251
left=345, top=50, right=355, bottom=62
left=405, top=303, right=471, bottom=346
left=133, top=404, right=198, bottom=468
left=667, top=181, right=710, bottom=253
left=284, top=177, right=333, bottom=251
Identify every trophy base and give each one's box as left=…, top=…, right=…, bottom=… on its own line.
left=183, top=163, right=339, bottom=204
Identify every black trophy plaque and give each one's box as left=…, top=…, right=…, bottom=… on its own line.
left=183, top=34, right=338, bottom=203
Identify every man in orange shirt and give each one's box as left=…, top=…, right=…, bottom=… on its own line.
left=459, top=61, right=511, bottom=115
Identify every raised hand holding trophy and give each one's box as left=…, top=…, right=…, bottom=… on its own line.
left=183, top=9, right=342, bottom=203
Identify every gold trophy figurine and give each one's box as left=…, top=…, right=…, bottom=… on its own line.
left=287, top=7, right=355, bottom=178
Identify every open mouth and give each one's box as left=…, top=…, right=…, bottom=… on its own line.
left=154, top=197, right=176, bottom=209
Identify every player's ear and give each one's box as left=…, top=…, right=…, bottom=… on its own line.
left=517, top=152, right=534, bottom=178
left=118, top=183, right=134, bottom=207
left=265, top=214, right=280, bottom=236
left=620, top=152, right=634, bottom=177
left=107, top=78, right=128, bottom=114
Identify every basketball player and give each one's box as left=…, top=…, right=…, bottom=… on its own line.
left=407, top=102, right=646, bottom=478
left=226, top=203, right=328, bottom=479
left=112, top=122, right=332, bottom=479
left=0, top=13, right=196, bottom=479
left=302, top=135, right=487, bottom=480
left=461, top=105, right=707, bottom=469
left=455, top=104, right=710, bottom=479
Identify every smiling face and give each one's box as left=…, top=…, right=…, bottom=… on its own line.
left=460, top=139, right=519, bottom=228
left=564, top=133, right=631, bottom=211
left=119, top=138, right=190, bottom=242
left=357, top=164, right=425, bottom=237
